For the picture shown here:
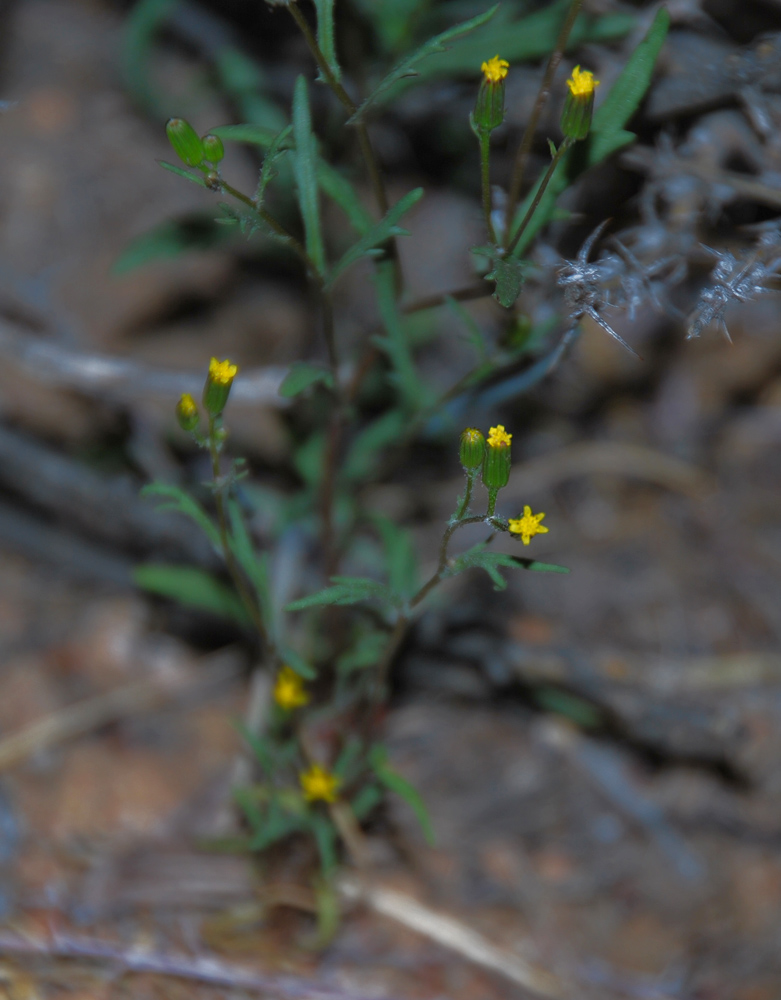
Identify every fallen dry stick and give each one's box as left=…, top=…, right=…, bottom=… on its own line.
left=339, top=875, right=567, bottom=999
left=0, top=929, right=395, bottom=1000
left=0, top=658, right=241, bottom=772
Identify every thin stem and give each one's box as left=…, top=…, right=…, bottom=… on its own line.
left=219, top=178, right=311, bottom=265
left=506, top=136, right=573, bottom=256
left=410, top=514, right=486, bottom=610
left=402, top=283, right=490, bottom=315
left=479, top=131, right=496, bottom=243
left=455, top=471, right=476, bottom=520
left=207, top=415, right=268, bottom=643
left=505, top=0, right=582, bottom=240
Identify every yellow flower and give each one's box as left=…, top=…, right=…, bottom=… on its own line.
left=481, top=55, right=509, bottom=84
left=300, top=763, right=340, bottom=804
left=273, top=666, right=310, bottom=711
left=487, top=424, right=512, bottom=448
left=208, top=357, right=238, bottom=385
left=508, top=505, right=549, bottom=545
left=178, top=393, right=197, bottom=418
left=566, top=65, right=599, bottom=97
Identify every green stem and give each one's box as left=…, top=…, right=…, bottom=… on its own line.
left=455, top=471, right=476, bottom=520
left=506, top=136, right=573, bottom=256
left=479, top=131, right=496, bottom=243
left=218, top=178, right=311, bottom=266
left=207, top=415, right=268, bottom=644
left=505, top=0, right=582, bottom=241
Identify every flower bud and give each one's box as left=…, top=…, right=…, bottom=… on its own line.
left=459, top=428, right=485, bottom=471
left=482, top=424, right=512, bottom=491
left=473, top=55, right=508, bottom=134
left=560, top=66, right=599, bottom=142
left=203, top=357, right=238, bottom=416
left=202, top=133, right=225, bottom=163
left=176, top=393, right=200, bottom=432
left=166, top=118, right=205, bottom=167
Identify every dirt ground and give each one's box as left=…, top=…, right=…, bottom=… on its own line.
left=0, top=1, right=780, bottom=998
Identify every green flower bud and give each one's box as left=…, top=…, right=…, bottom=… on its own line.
left=166, top=118, right=205, bottom=167
left=176, top=393, right=200, bottom=432
left=560, top=66, right=599, bottom=142
left=203, top=357, right=238, bottom=417
left=473, top=55, right=508, bottom=134
left=459, top=427, right=486, bottom=471
left=481, top=424, right=512, bottom=491
left=202, top=133, right=225, bottom=163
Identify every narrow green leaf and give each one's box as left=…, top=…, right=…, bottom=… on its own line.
left=309, top=812, right=338, bottom=877
left=255, top=125, right=295, bottom=208
left=448, top=543, right=569, bottom=590
left=534, top=687, right=603, bottom=728
left=336, top=628, right=388, bottom=674
left=509, top=7, right=669, bottom=256
left=158, top=160, right=208, bottom=188
left=325, top=187, right=423, bottom=289
left=280, top=646, right=317, bottom=680
left=313, top=0, right=341, bottom=81
left=292, top=76, right=325, bottom=276
left=370, top=745, right=435, bottom=846
left=114, top=215, right=233, bottom=274
left=121, top=0, right=178, bottom=116
left=141, top=483, right=221, bottom=551
left=348, top=5, right=499, bottom=123
left=373, top=516, right=418, bottom=600
left=350, top=783, right=382, bottom=820
left=279, top=362, right=334, bottom=398
left=234, top=721, right=276, bottom=777
left=211, top=123, right=281, bottom=148
left=317, top=160, right=374, bottom=235
left=133, top=564, right=251, bottom=625
left=286, top=576, right=396, bottom=611
left=342, top=408, right=405, bottom=481
left=373, top=260, right=425, bottom=409
left=444, top=295, right=489, bottom=362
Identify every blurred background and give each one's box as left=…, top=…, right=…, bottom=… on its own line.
left=0, top=0, right=780, bottom=997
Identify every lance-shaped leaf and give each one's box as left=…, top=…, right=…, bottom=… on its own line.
left=141, top=482, right=221, bottom=552
left=286, top=575, right=399, bottom=611
left=347, top=6, right=498, bottom=124
left=325, top=187, right=423, bottom=289
left=313, top=0, right=341, bottom=82
left=370, top=745, right=435, bottom=846
left=133, top=564, right=252, bottom=625
left=448, top=542, right=569, bottom=590
left=292, top=76, right=326, bottom=276
left=279, top=361, right=334, bottom=398
left=509, top=6, right=670, bottom=257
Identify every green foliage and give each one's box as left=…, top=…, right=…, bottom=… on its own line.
left=292, top=76, right=326, bottom=276
left=313, top=0, right=341, bottom=82
left=370, top=745, right=435, bottom=846
left=325, top=188, right=424, bottom=290
left=509, top=6, right=671, bottom=256
left=141, top=483, right=221, bottom=551
left=113, top=216, right=234, bottom=273
left=286, top=576, right=398, bottom=612
left=133, top=564, right=251, bottom=625
left=348, top=6, right=498, bottom=123
left=472, top=245, right=526, bottom=308
left=279, top=362, right=334, bottom=398
left=449, top=542, right=569, bottom=591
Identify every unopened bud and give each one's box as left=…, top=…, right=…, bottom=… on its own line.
left=202, top=133, right=225, bottom=163
left=459, top=428, right=485, bottom=471
left=166, top=118, right=205, bottom=167
left=176, top=393, right=200, bottom=433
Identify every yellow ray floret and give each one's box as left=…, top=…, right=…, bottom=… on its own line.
left=481, top=55, right=509, bottom=84
left=209, top=357, right=238, bottom=385
left=273, top=666, right=310, bottom=711
left=566, top=65, right=599, bottom=97
left=508, top=505, right=549, bottom=545
left=300, top=763, right=340, bottom=804
left=487, top=424, right=512, bottom=448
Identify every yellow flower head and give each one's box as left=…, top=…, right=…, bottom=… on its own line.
left=487, top=424, right=512, bottom=448
left=178, top=393, right=198, bottom=418
left=508, top=505, right=549, bottom=545
left=481, top=55, right=509, bottom=84
left=273, top=666, right=310, bottom=711
left=300, top=763, right=340, bottom=804
left=566, top=65, right=599, bottom=97
left=208, top=357, right=238, bottom=386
